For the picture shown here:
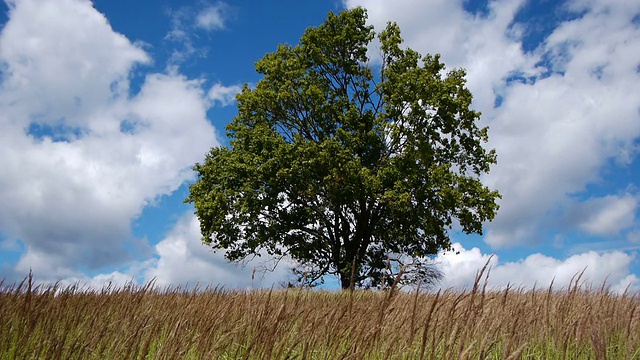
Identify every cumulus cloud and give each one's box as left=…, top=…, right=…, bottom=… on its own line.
left=484, top=1, right=640, bottom=246
left=436, top=243, right=640, bottom=294
left=0, top=0, right=149, bottom=123
left=142, top=213, right=293, bottom=289
left=346, top=0, right=640, bottom=248
left=0, top=0, right=221, bottom=282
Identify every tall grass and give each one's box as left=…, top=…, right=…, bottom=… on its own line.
left=1, top=271, right=639, bottom=359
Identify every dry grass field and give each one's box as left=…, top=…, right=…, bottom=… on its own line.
left=1, top=270, right=639, bottom=359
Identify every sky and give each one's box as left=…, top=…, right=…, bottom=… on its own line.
left=1, top=0, right=639, bottom=293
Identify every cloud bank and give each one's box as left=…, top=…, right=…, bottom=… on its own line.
left=345, top=0, right=640, bottom=248
left=436, top=243, right=639, bottom=294
left=0, top=0, right=221, bottom=281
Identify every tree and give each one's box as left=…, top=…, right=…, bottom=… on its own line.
left=186, top=8, right=500, bottom=290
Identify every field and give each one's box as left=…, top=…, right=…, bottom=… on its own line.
left=1, top=271, right=639, bottom=359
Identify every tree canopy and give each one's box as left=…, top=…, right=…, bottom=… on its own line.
left=186, top=8, right=500, bottom=289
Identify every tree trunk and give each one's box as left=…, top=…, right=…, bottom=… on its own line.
left=340, top=274, right=351, bottom=290
left=339, top=253, right=359, bottom=290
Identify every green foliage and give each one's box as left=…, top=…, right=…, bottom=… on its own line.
left=187, top=7, right=500, bottom=289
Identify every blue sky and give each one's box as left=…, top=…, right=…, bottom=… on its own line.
left=1, top=0, right=639, bottom=292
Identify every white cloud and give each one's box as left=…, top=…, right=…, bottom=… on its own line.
left=347, top=0, right=532, bottom=111
left=37, top=212, right=292, bottom=291
left=0, top=0, right=219, bottom=282
left=484, top=1, right=640, bottom=245
left=196, top=3, right=229, bottom=31
left=142, top=213, right=292, bottom=289
left=572, top=195, right=638, bottom=236
left=0, top=0, right=149, bottom=124
left=346, top=0, right=640, bottom=248
left=208, top=83, right=242, bottom=107
left=436, top=243, right=640, bottom=294
left=165, top=2, right=231, bottom=65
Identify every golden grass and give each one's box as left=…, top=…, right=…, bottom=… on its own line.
left=1, top=272, right=639, bottom=359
